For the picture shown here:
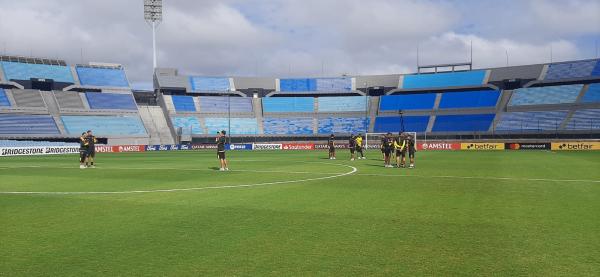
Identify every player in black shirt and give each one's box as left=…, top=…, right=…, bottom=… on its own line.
left=79, top=132, right=87, bottom=169
left=405, top=134, right=416, bottom=168
left=348, top=134, right=356, bottom=161
left=380, top=136, right=386, bottom=160
left=328, top=134, right=336, bottom=160
left=216, top=130, right=228, bottom=171
left=85, top=130, right=97, bottom=168
left=383, top=133, right=394, bottom=168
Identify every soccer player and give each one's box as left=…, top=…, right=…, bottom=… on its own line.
left=394, top=132, right=406, bottom=168
left=328, top=134, right=336, bottom=160
left=380, top=135, right=386, bottom=160
left=348, top=134, right=356, bottom=161
left=216, top=130, right=228, bottom=171
left=355, top=133, right=365, bottom=159
left=79, top=132, right=88, bottom=169
left=383, top=133, right=394, bottom=168
left=406, top=133, right=416, bottom=168
left=85, top=130, right=97, bottom=168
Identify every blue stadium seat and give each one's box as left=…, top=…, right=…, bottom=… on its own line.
left=263, top=97, right=314, bottom=112
left=76, top=66, right=129, bottom=87
left=379, top=93, right=437, bottom=111
left=318, top=117, right=369, bottom=134
left=171, top=95, right=196, bottom=112
left=189, top=77, right=230, bottom=92
left=86, top=92, right=137, bottom=110
left=564, top=109, right=600, bottom=130
left=432, top=114, right=495, bottom=132
left=402, top=70, right=486, bottom=89
left=199, top=97, right=252, bottom=113
left=439, top=90, right=500, bottom=109
left=374, top=116, right=430, bottom=133
left=592, top=60, right=600, bottom=76
left=280, top=78, right=316, bottom=92
left=171, top=116, right=203, bottom=134
left=0, top=88, right=10, bottom=107
left=205, top=118, right=258, bottom=135
left=1, top=61, right=74, bottom=83
left=545, top=60, right=598, bottom=80
left=0, top=114, right=60, bottom=134
left=318, top=96, right=367, bottom=112
left=509, top=85, right=582, bottom=106
left=582, top=83, right=600, bottom=103
left=496, top=111, right=568, bottom=131
left=315, top=78, right=352, bottom=92
left=0, top=140, right=78, bottom=147
left=61, top=115, right=147, bottom=136
left=263, top=118, right=313, bottom=135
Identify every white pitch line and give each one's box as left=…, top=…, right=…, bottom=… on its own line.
left=0, top=164, right=357, bottom=195
left=0, top=165, right=344, bottom=176
left=353, top=173, right=600, bottom=183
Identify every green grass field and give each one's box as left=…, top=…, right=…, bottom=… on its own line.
left=1, top=150, right=599, bottom=276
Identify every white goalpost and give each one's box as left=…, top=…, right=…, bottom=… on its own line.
left=365, top=132, right=417, bottom=149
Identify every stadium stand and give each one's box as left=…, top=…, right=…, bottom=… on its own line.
left=86, top=92, right=137, bottom=110
left=582, top=83, right=600, bottom=103
left=54, top=91, right=85, bottom=110
left=205, top=118, right=258, bottom=135
left=76, top=66, right=129, bottom=87
left=318, top=96, right=367, bottom=112
left=199, top=96, right=253, bottom=113
left=544, top=60, right=600, bottom=80
left=263, top=97, right=314, bottom=113
left=0, top=140, right=77, bottom=147
left=374, top=116, right=430, bottom=133
left=509, top=85, right=583, bottom=106
left=263, top=117, right=314, bottom=135
left=10, top=90, right=46, bottom=108
left=0, top=61, right=74, bottom=83
left=0, top=114, right=60, bottom=135
left=318, top=117, right=369, bottom=134
left=564, top=109, right=600, bottom=130
left=171, top=95, right=196, bottom=112
left=279, top=77, right=352, bottom=92
left=439, top=90, right=500, bottom=109
left=0, top=88, right=10, bottom=106
left=171, top=116, right=203, bottom=134
left=432, top=114, right=495, bottom=132
left=495, top=111, right=568, bottom=131
left=190, top=76, right=230, bottom=92
left=379, top=93, right=437, bottom=111
left=61, top=115, right=147, bottom=136
left=401, top=70, right=486, bottom=89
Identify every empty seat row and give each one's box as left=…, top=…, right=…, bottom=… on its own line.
left=0, top=114, right=60, bottom=135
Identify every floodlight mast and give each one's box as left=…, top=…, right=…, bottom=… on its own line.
left=144, top=0, right=162, bottom=69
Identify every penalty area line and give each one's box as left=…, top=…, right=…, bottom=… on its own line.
left=0, top=163, right=357, bottom=195
left=354, top=173, right=600, bottom=183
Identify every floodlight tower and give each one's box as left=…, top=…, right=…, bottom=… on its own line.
left=144, top=0, right=162, bottom=69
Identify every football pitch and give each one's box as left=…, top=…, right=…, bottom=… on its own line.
left=1, top=150, right=599, bottom=276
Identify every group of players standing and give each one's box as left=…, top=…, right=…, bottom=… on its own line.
left=327, top=132, right=414, bottom=168
left=381, top=132, right=416, bottom=168
left=78, top=130, right=98, bottom=169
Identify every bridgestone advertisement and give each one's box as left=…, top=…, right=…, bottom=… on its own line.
left=0, top=146, right=80, bottom=157
left=252, top=144, right=282, bottom=150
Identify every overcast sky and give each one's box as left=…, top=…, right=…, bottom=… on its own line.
left=0, top=0, right=599, bottom=89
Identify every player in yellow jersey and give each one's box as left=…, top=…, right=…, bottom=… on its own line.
left=354, top=133, right=365, bottom=159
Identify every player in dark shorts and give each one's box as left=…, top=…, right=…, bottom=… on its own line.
left=355, top=133, right=365, bottom=159
left=380, top=136, right=386, bottom=160
left=404, top=134, right=416, bottom=168
left=79, top=132, right=87, bottom=169
left=383, top=133, right=394, bottom=168
left=328, top=134, right=336, bottom=160
left=216, top=130, right=228, bottom=171
left=348, top=134, right=356, bottom=161
left=85, top=130, right=97, bottom=168
left=394, top=132, right=406, bottom=168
